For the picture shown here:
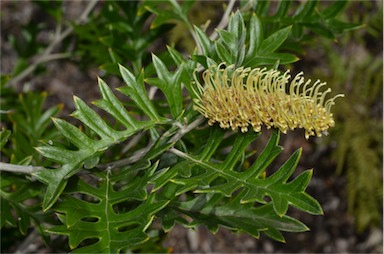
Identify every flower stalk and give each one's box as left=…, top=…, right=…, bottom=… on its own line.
left=193, top=64, right=344, bottom=139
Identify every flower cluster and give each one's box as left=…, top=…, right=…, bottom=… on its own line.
left=193, top=64, right=344, bottom=139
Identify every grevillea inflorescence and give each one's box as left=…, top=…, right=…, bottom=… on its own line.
left=193, top=64, right=344, bottom=139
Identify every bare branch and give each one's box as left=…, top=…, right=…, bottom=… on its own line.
left=209, top=0, right=237, bottom=41
left=97, top=116, right=205, bottom=170
left=0, top=162, right=44, bottom=174
left=7, top=0, right=99, bottom=88
left=168, top=116, right=205, bottom=143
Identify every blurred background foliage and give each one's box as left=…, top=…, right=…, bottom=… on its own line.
left=311, top=1, right=383, bottom=232
left=1, top=0, right=382, bottom=252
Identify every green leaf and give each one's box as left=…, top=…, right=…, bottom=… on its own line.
left=259, top=26, right=291, bottom=53
left=155, top=127, right=321, bottom=242
left=215, top=41, right=233, bottom=64
left=0, top=129, right=11, bottom=149
left=35, top=146, right=82, bottom=164
left=168, top=130, right=322, bottom=217
left=247, top=14, right=263, bottom=58
left=321, top=0, right=348, bottom=19
left=3, top=91, right=62, bottom=164
left=72, top=96, right=119, bottom=141
left=34, top=65, right=165, bottom=210
left=240, top=130, right=282, bottom=180
left=273, top=1, right=291, bottom=18
left=228, top=11, right=245, bottom=41
left=51, top=118, right=96, bottom=150
left=93, top=78, right=144, bottom=131
left=163, top=193, right=309, bottom=242
left=143, top=0, right=193, bottom=28
left=166, top=45, right=186, bottom=65
left=216, top=11, right=246, bottom=66
left=293, top=0, right=317, bottom=19
left=255, top=0, right=270, bottom=16
left=1, top=174, right=49, bottom=237
left=245, top=53, right=299, bottom=67
left=118, top=64, right=164, bottom=122
left=305, top=22, right=335, bottom=39
left=145, top=54, right=184, bottom=118
left=194, top=25, right=212, bottom=55
left=48, top=163, right=169, bottom=253
left=33, top=164, right=74, bottom=210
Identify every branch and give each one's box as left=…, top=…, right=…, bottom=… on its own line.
left=7, top=0, right=99, bottom=88
left=168, top=147, right=187, bottom=159
left=209, top=0, right=237, bottom=41
left=193, top=0, right=236, bottom=73
left=168, top=116, right=205, bottom=143
left=96, top=147, right=151, bottom=171
left=15, top=228, right=41, bottom=253
left=0, top=162, right=44, bottom=174
left=97, top=116, right=206, bottom=170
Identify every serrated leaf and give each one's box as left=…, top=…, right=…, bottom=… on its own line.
left=166, top=45, right=186, bottom=65
left=118, top=65, right=164, bottom=122
left=34, top=65, right=164, bottom=210
left=33, top=164, right=73, bottom=210
left=72, top=96, right=120, bottom=141
left=1, top=174, right=51, bottom=237
left=240, top=131, right=282, bottom=180
left=52, top=118, right=96, bottom=150
left=221, top=132, right=259, bottom=170
left=35, top=146, right=82, bottom=164
left=93, top=78, right=142, bottom=131
left=145, top=54, right=183, bottom=117
left=48, top=163, right=169, bottom=253
left=168, top=130, right=322, bottom=218
left=268, top=149, right=301, bottom=184
left=165, top=193, right=309, bottom=242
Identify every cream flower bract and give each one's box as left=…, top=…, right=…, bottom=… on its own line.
left=192, top=63, right=344, bottom=139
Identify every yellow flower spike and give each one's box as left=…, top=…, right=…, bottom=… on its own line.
left=192, top=64, right=344, bottom=139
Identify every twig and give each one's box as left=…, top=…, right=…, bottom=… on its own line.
left=121, top=132, right=145, bottom=154
left=34, top=52, right=72, bottom=63
left=168, top=116, right=205, bottom=143
left=97, top=146, right=152, bottom=170
left=97, top=116, right=205, bottom=170
left=168, top=147, right=191, bottom=161
left=120, top=87, right=158, bottom=154
left=0, top=162, right=44, bottom=174
left=192, top=0, right=236, bottom=74
left=15, top=228, right=40, bottom=254
left=209, top=0, right=237, bottom=41
left=7, top=0, right=99, bottom=88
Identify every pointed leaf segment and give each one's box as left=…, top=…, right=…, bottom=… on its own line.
left=153, top=130, right=322, bottom=242
left=48, top=163, right=169, bottom=253
left=34, top=66, right=163, bottom=211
